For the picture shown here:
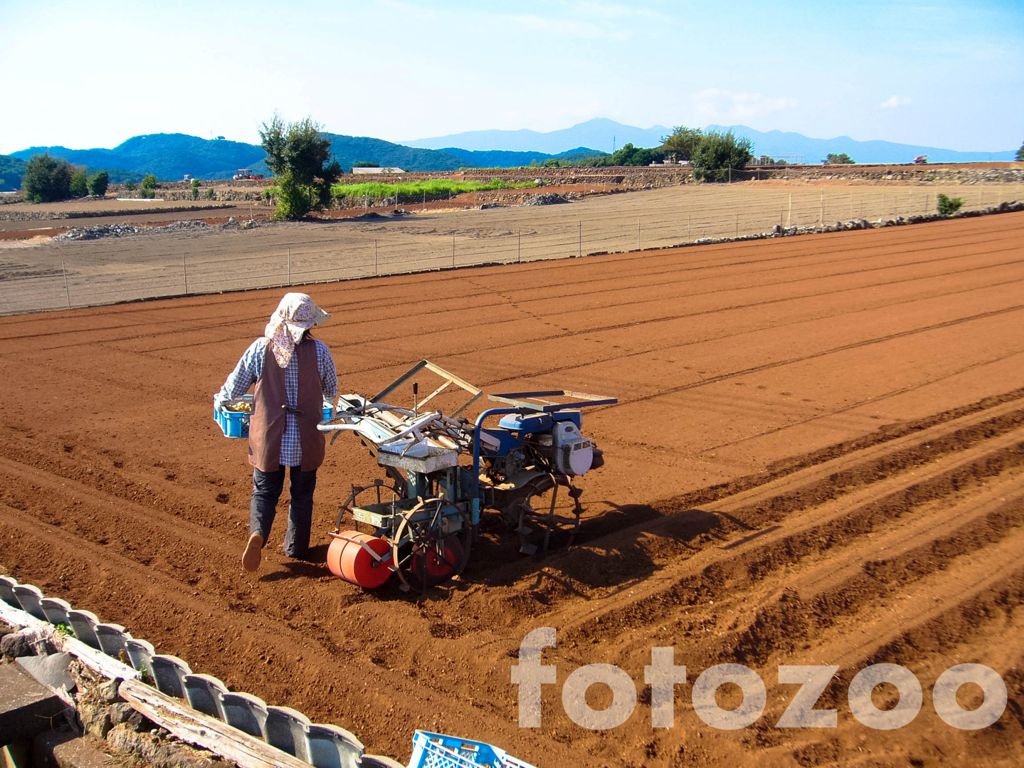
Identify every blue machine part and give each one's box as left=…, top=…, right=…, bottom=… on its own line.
left=497, top=410, right=581, bottom=432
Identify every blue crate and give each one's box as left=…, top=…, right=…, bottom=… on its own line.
left=409, top=731, right=534, bottom=768
left=214, top=397, right=333, bottom=439
left=214, top=395, right=253, bottom=439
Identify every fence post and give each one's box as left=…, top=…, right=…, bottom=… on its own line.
left=287, top=249, right=291, bottom=285
left=182, top=254, right=188, bottom=294
left=452, top=232, right=456, bottom=268
left=518, top=230, right=521, bottom=264
left=578, top=220, right=582, bottom=258
left=637, top=218, right=641, bottom=250
left=819, top=191, right=824, bottom=226
left=60, top=257, right=72, bottom=309
left=375, top=240, right=379, bottom=276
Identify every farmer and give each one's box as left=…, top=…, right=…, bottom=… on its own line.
left=216, top=292, right=338, bottom=571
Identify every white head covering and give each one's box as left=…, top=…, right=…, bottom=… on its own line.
left=263, top=292, right=329, bottom=368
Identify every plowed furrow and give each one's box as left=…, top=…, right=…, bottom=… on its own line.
left=556, top=435, right=1024, bottom=641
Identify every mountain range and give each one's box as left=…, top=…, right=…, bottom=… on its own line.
left=408, top=118, right=1016, bottom=164
left=1, top=118, right=1016, bottom=192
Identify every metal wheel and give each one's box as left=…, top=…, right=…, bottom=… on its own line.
left=334, top=478, right=403, bottom=535
left=391, top=497, right=472, bottom=592
left=512, top=474, right=584, bottom=555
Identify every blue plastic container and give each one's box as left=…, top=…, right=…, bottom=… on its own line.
left=408, top=731, right=534, bottom=768
left=215, top=397, right=333, bottom=439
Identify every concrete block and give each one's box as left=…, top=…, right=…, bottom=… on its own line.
left=0, top=663, right=67, bottom=745
left=265, top=705, right=310, bottom=761
left=15, top=653, right=74, bottom=693
left=123, top=638, right=155, bottom=681
left=12, top=586, right=46, bottom=622
left=66, top=610, right=100, bottom=650
left=93, top=624, right=128, bottom=660
left=181, top=673, right=227, bottom=720
left=305, top=723, right=364, bottom=768
left=0, top=576, right=18, bottom=608
left=39, top=598, right=72, bottom=628
left=149, top=655, right=191, bottom=698
left=219, top=691, right=267, bottom=739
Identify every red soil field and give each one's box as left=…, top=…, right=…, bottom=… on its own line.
left=1, top=212, right=1023, bottom=767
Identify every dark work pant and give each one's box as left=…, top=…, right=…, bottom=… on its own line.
left=249, top=466, right=318, bottom=558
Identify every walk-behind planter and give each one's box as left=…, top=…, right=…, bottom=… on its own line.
left=318, top=360, right=615, bottom=592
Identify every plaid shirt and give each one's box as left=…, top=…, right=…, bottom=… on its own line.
left=220, top=337, right=337, bottom=467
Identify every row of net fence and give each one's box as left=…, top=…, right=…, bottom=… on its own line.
left=2, top=182, right=1023, bottom=316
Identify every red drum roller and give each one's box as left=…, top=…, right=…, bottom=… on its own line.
left=326, top=530, right=393, bottom=588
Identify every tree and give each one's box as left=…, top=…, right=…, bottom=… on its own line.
left=661, top=126, right=704, bottom=162
left=592, top=142, right=664, bottom=167
left=22, top=154, right=73, bottom=202
left=937, top=193, right=963, bottom=215
left=690, top=130, right=753, bottom=182
left=88, top=171, right=109, bottom=197
left=70, top=167, right=89, bottom=197
left=139, top=173, right=157, bottom=199
left=260, top=115, right=341, bottom=220
left=825, top=153, right=854, bottom=164
left=1016, top=141, right=1023, bottom=162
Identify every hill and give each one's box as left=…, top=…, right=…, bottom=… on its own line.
left=0, top=155, right=28, bottom=192
left=707, top=125, right=1016, bottom=164
left=10, top=134, right=267, bottom=184
left=6, top=134, right=606, bottom=184
left=405, top=117, right=668, bottom=155
left=408, top=117, right=1016, bottom=164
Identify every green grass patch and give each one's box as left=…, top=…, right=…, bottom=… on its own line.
left=330, top=178, right=536, bottom=204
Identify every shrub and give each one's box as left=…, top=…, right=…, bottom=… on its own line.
left=70, top=168, right=89, bottom=198
left=690, top=131, right=753, bottom=182
left=937, top=193, right=963, bottom=215
left=88, top=171, right=109, bottom=197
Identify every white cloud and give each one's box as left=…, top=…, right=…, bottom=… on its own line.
left=880, top=95, right=912, bottom=109
left=691, top=89, right=798, bottom=124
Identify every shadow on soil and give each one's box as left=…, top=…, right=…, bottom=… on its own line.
left=467, top=502, right=727, bottom=593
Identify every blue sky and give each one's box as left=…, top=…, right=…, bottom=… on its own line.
left=1, top=0, right=1021, bottom=154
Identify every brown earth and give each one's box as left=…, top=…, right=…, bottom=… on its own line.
left=1, top=212, right=1023, bottom=767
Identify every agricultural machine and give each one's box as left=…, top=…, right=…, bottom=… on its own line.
left=318, top=361, right=615, bottom=591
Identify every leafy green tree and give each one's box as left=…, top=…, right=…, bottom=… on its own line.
left=690, top=130, right=753, bottom=182
left=937, top=193, right=964, bottom=215
left=190, top=178, right=201, bottom=200
left=139, top=173, right=157, bottom=199
left=1016, top=141, right=1023, bottom=162
left=70, top=167, right=89, bottom=197
left=260, top=115, right=341, bottom=220
left=88, top=171, right=109, bottom=197
left=661, top=126, right=704, bottom=162
left=825, top=153, right=854, bottom=164
left=22, top=154, right=73, bottom=202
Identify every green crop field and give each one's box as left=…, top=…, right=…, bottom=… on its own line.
left=330, top=178, right=536, bottom=204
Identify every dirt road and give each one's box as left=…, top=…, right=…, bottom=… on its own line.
left=1, top=212, right=1022, bottom=766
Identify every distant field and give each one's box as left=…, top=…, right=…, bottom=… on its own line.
left=329, top=177, right=537, bottom=203
left=2, top=179, right=1024, bottom=315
